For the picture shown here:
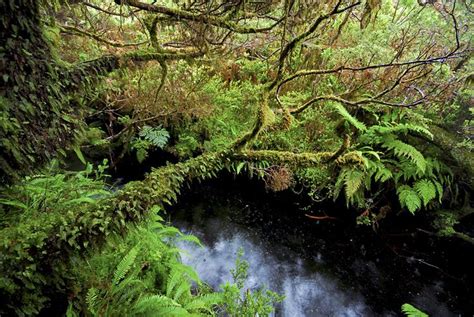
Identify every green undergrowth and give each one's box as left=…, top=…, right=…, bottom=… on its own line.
left=0, top=159, right=283, bottom=316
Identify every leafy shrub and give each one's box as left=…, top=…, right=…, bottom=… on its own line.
left=0, top=161, right=111, bottom=315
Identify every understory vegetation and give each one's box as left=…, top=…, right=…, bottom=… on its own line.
left=0, top=0, right=472, bottom=315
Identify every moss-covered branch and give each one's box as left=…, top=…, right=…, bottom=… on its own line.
left=231, top=150, right=333, bottom=166
left=118, top=0, right=283, bottom=34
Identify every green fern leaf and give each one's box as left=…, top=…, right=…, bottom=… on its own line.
left=344, top=168, right=365, bottom=200
left=0, top=198, right=28, bottom=210
left=158, top=227, right=183, bottom=238
left=413, top=179, right=436, bottom=207
left=66, top=302, right=79, bottom=317
left=397, top=185, right=421, bottom=214
left=433, top=180, right=444, bottom=203
left=113, top=245, right=139, bottom=284
left=371, top=160, right=392, bottom=182
left=333, top=102, right=367, bottom=131
left=134, top=295, right=180, bottom=314
left=139, top=125, right=170, bottom=149
left=333, top=168, right=347, bottom=200
left=166, top=268, right=183, bottom=298
left=401, top=303, right=429, bottom=317
left=376, top=123, right=433, bottom=139
left=173, top=280, right=191, bottom=302
left=178, top=234, right=203, bottom=247
left=400, top=123, right=433, bottom=139
left=178, top=264, right=201, bottom=284
left=183, top=299, right=207, bottom=313
left=383, top=139, right=426, bottom=173
left=193, top=293, right=223, bottom=308
left=152, top=306, right=191, bottom=316
left=395, top=159, right=420, bottom=182
left=86, top=288, right=99, bottom=315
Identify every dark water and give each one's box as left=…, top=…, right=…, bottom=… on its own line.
left=169, top=177, right=474, bottom=316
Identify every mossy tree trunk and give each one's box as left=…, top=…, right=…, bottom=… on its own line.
left=0, top=0, right=76, bottom=182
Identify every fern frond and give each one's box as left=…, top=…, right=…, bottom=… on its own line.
left=178, top=234, right=203, bottom=247
left=158, top=227, right=183, bottom=238
left=394, top=159, right=420, bottom=182
left=368, top=160, right=392, bottom=182
left=333, top=168, right=347, bottom=200
left=178, top=264, right=201, bottom=284
left=397, top=185, right=421, bottom=214
left=401, top=303, right=429, bottom=317
left=375, top=123, right=433, bottom=139
left=139, top=125, right=170, bottom=148
left=413, top=179, right=436, bottom=207
left=183, top=299, right=207, bottom=313
left=173, top=280, right=191, bottom=302
left=383, top=139, right=426, bottom=173
left=86, top=288, right=99, bottom=315
left=433, top=180, right=444, bottom=203
left=333, top=102, right=367, bottom=131
left=134, top=295, right=181, bottom=314
left=166, top=268, right=184, bottom=298
left=344, top=168, right=365, bottom=200
left=401, top=123, right=433, bottom=139
left=112, top=277, right=144, bottom=298
left=113, top=245, right=139, bottom=284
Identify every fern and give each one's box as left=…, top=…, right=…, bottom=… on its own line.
left=374, top=123, right=433, bottom=139
left=382, top=138, right=426, bottom=173
left=368, top=159, right=392, bottom=182
left=113, top=245, right=139, bottom=284
left=397, top=185, right=421, bottom=214
left=185, top=293, right=223, bottom=312
left=173, top=279, right=192, bottom=302
left=334, top=167, right=366, bottom=206
left=344, top=169, right=365, bottom=200
left=134, top=295, right=181, bottom=314
left=139, top=125, right=170, bottom=148
left=66, top=303, right=79, bottom=317
left=86, top=288, right=99, bottom=316
left=332, top=102, right=367, bottom=131
left=166, top=267, right=185, bottom=298
left=433, top=180, right=444, bottom=203
left=413, top=179, right=437, bottom=207
left=401, top=303, right=429, bottom=317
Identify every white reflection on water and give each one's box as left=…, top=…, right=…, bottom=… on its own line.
left=176, top=218, right=372, bottom=317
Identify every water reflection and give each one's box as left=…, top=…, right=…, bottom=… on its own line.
left=176, top=218, right=373, bottom=317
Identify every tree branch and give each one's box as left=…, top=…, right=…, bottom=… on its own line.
left=59, top=24, right=148, bottom=47
left=118, top=0, right=284, bottom=34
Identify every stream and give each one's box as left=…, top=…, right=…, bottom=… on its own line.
left=169, top=176, right=474, bottom=316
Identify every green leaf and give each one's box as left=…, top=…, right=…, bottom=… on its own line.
left=236, top=162, right=245, bottom=174
left=113, top=245, right=139, bottom=284
left=0, top=198, right=28, bottom=210
left=73, top=146, right=87, bottom=165
left=382, top=139, right=426, bottom=173
left=344, top=169, right=365, bottom=199
left=397, top=185, right=422, bottom=214
left=413, top=179, right=436, bottom=207
left=333, top=103, right=367, bottom=131
left=401, top=303, right=429, bottom=317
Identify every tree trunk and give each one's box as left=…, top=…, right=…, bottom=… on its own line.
left=0, top=0, right=78, bottom=182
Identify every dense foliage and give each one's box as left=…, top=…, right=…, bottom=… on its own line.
left=0, top=0, right=472, bottom=315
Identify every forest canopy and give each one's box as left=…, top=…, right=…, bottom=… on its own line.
left=0, top=0, right=473, bottom=315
